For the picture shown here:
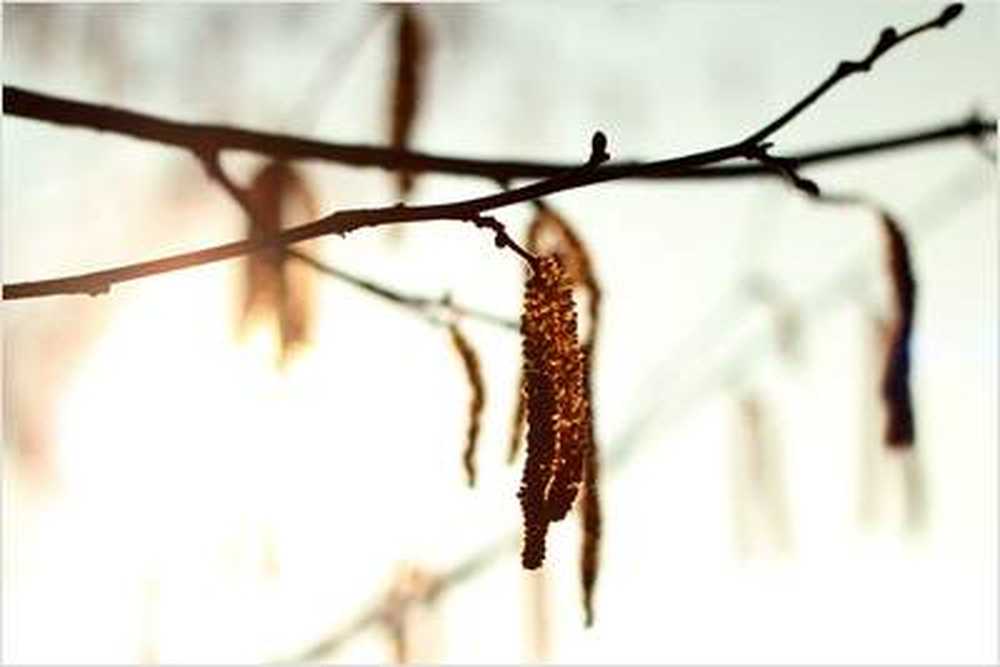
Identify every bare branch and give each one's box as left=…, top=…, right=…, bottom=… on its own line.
left=2, top=4, right=979, bottom=302
left=744, top=3, right=966, bottom=144
left=4, top=99, right=989, bottom=183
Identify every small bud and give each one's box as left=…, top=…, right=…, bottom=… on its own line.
left=797, top=177, right=821, bottom=198
left=940, top=3, right=963, bottom=25
left=589, top=131, right=610, bottom=164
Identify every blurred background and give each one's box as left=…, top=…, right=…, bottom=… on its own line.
left=2, top=2, right=997, bottom=664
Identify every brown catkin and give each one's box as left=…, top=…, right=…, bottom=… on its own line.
left=391, top=5, right=426, bottom=198
left=880, top=212, right=916, bottom=448
left=543, top=281, right=589, bottom=522
left=521, top=204, right=604, bottom=626
left=528, top=202, right=602, bottom=336
left=510, top=203, right=601, bottom=466
left=519, top=261, right=559, bottom=569
left=449, top=323, right=485, bottom=487
left=241, top=160, right=317, bottom=364
left=518, top=256, right=590, bottom=569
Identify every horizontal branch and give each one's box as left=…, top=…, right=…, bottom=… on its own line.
left=4, top=89, right=991, bottom=183
left=2, top=3, right=978, bottom=301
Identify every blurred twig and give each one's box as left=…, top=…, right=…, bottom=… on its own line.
left=286, top=249, right=519, bottom=331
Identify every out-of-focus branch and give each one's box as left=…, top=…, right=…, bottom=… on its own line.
left=286, top=248, right=518, bottom=331
left=2, top=4, right=981, bottom=303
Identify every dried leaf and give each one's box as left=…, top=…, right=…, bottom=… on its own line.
left=449, top=323, right=485, bottom=487
left=518, top=256, right=590, bottom=569
left=391, top=5, right=427, bottom=198
left=880, top=212, right=916, bottom=448
left=240, top=160, right=318, bottom=365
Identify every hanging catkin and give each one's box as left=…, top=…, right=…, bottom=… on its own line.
left=241, top=160, right=318, bottom=364
left=518, top=255, right=590, bottom=569
left=391, top=6, right=427, bottom=199
left=879, top=212, right=916, bottom=448
left=579, top=350, right=602, bottom=627
left=448, top=323, right=485, bottom=487
left=516, top=204, right=604, bottom=624
left=510, top=203, right=602, bottom=462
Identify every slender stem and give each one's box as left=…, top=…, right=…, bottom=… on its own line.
left=744, top=3, right=966, bottom=145
left=286, top=248, right=519, bottom=331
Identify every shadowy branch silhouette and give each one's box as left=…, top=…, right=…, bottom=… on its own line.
left=2, top=4, right=987, bottom=301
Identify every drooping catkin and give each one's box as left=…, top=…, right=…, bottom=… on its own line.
left=510, top=203, right=601, bottom=464
left=241, top=160, right=318, bottom=365
left=527, top=202, right=602, bottom=337
left=448, top=323, right=485, bottom=487
left=518, top=255, right=591, bottom=569
left=880, top=212, right=916, bottom=448
left=391, top=5, right=427, bottom=198
left=579, top=348, right=602, bottom=628
left=519, top=205, right=604, bottom=625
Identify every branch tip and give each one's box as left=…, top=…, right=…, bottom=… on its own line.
left=939, top=3, right=964, bottom=26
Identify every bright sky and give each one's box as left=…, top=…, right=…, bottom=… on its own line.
left=2, top=3, right=997, bottom=664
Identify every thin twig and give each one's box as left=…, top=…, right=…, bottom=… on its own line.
left=744, top=3, right=966, bottom=144
left=286, top=249, right=519, bottom=331
left=3, top=5, right=972, bottom=301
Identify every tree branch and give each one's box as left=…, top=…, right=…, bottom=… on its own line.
left=5, top=84, right=993, bottom=182
left=744, top=3, right=966, bottom=144
left=2, top=4, right=980, bottom=301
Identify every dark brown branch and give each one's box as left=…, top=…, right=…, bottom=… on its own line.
left=4, top=93, right=990, bottom=183
left=745, top=3, right=965, bottom=144
left=743, top=143, right=822, bottom=198
left=2, top=4, right=975, bottom=301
